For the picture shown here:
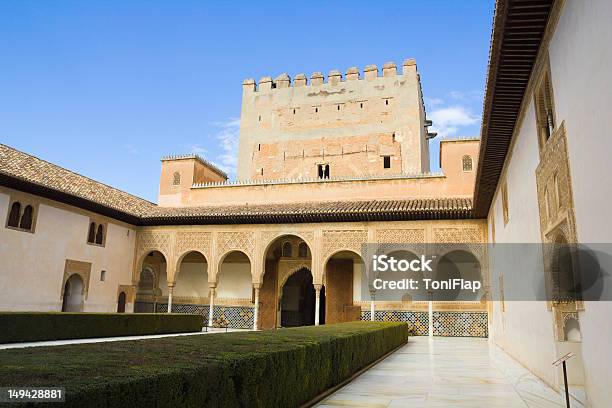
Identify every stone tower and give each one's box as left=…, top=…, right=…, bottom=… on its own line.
left=237, top=59, right=434, bottom=181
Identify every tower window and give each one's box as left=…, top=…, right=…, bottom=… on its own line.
left=337, top=105, right=340, bottom=111
left=293, top=109, right=296, bottom=114
left=360, top=102, right=363, bottom=109
left=385, top=99, right=389, bottom=106
left=100, top=270, right=106, bottom=282
left=383, top=156, right=391, bottom=169
left=315, top=107, right=318, bottom=113
left=87, top=222, right=96, bottom=243
left=462, top=155, right=473, bottom=171
left=172, top=171, right=181, bottom=186
left=258, top=115, right=261, bottom=122
left=317, top=164, right=330, bottom=179
left=258, top=143, right=261, bottom=151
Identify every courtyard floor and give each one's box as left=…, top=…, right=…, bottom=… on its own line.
left=316, top=336, right=585, bottom=408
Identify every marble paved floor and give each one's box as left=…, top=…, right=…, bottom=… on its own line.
left=317, top=337, right=585, bottom=408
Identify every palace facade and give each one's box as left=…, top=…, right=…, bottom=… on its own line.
left=1, top=0, right=611, bottom=405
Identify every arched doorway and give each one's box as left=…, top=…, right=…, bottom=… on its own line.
left=134, top=251, right=167, bottom=312
left=280, top=267, right=324, bottom=327
left=61, top=274, right=84, bottom=312
left=117, top=292, right=126, bottom=313
left=215, top=250, right=252, bottom=328
left=324, top=250, right=362, bottom=324
left=174, top=251, right=209, bottom=307
left=260, top=234, right=316, bottom=329
left=435, top=250, right=482, bottom=301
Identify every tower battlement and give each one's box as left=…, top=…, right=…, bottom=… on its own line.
left=242, top=59, right=417, bottom=92
left=237, top=57, right=430, bottom=181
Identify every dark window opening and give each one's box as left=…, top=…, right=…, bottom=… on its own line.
left=95, top=224, right=104, bottom=245
left=317, top=164, right=330, bottom=179
left=383, top=156, right=391, bottom=169
left=293, top=109, right=296, bottom=114
left=258, top=115, right=261, bottom=122
left=360, top=102, right=363, bottom=109
left=19, top=205, right=33, bottom=230
left=7, top=201, right=20, bottom=228
left=315, top=107, right=318, bottom=113
left=337, top=105, right=340, bottom=110
left=87, top=222, right=96, bottom=243
left=298, top=242, right=308, bottom=257
left=385, top=99, right=389, bottom=106
left=258, top=143, right=261, bottom=151
left=282, top=242, right=292, bottom=257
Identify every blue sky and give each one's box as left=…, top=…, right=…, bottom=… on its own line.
left=0, top=1, right=494, bottom=202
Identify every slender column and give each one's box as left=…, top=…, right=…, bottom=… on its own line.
left=370, top=289, right=376, bottom=321
left=428, top=292, right=434, bottom=338
left=253, top=284, right=260, bottom=330
left=167, top=284, right=174, bottom=313
left=314, top=284, right=322, bottom=326
left=208, top=286, right=216, bottom=327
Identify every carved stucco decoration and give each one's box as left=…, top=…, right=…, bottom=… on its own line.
left=375, top=228, right=425, bottom=244
left=216, top=231, right=256, bottom=261
left=137, top=232, right=172, bottom=264
left=175, top=231, right=212, bottom=260
left=277, top=259, right=313, bottom=291
left=321, top=230, right=368, bottom=261
left=260, top=230, right=315, bottom=252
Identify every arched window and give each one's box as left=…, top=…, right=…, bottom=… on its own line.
left=462, top=155, right=473, bottom=171
left=172, top=172, right=181, bottom=186
left=298, top=242, right=308, bottom=258
left=87, top=222, right=96, bottom=243
left=95, top=224, right=104, bottom=245
left=7, top=201, right=21, bottom=227
left=282, top=242, right=292, bottom=257
left=19, top=205, right=33, bottom=230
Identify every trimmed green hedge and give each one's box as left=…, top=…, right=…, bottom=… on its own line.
left=0, top=312, right=202, bottom=343
left=0, top=321, right=407, bottom=407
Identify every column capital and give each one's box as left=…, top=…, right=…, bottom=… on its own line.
left=167, top=282, right=175, bottom=289
left=314, top=283, right=323, bottom=291
left=253, top=283, right=262, bottom=290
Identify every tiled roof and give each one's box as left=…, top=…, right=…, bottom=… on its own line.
left=143, top=198, right=474, bottom=225
left=0, top=144, right=156, bottom=220
left=1, top=144, right=474, bottom=225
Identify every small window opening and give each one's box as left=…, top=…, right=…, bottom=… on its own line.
left=315, top=107, right=318, bottom=113
left=258, top=115, right=261, bottom=122
left=100, top=270, right=106, bottom=281
left=282, top=242, right=292, bottom=257
left=385, top=99, right=389, bottom=106
left=7, top=202, right=21, bottom=228
left=317, top=164, right=330, bottom=179
left=298, top=242, right=308, bottom=257
left=383, top=156, right=391, bottom=169
left=95, top=224, right=104, bottom=245
left=293, top=109, right=296, bottom=114
left=258, top=143, right=261, bottom=151
left=88, top=222, right=96, bottom=243
left=360, top=102, right=363, bottom=109
left=337, top=105, right=340, bottom=111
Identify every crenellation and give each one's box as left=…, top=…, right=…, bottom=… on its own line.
left=328, top=70, right=342, bottom=86
left=310, top=72, right=324, bottom=86
left=238, top=57, right=431, bottom=179
left=294, top=73, right=307, bottom=87
left=258, top=76, right=273, bottom=91
left=275, top=73, right=290, bottom=88
left=363, top=64, right=378, bottom=81
left=242, top=78, right=256, bottom=92
left=345, top=67, right=359, bottom=81
left=383, top=61, right=397, bottom=77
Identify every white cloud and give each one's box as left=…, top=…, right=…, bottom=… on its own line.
left=429, top=106, right=479, bottom=137
left=425, top=97, right=444, bottom=107
left=189, top=144, right=208, bottom=155
left=211, top=117, right=240, bottom=177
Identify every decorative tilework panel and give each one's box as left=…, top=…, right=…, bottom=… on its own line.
left=362, top=311, right=429, bottom=336
left=361, top=310, right=488, bottom=337
left=432, top=311, right=488, bottom=338
left=154, top=302, right=254, bottom=329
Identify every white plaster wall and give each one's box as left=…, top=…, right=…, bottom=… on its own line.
left=548, top=1, right=612, bottom=405
left=174, top=262, right=209, bottom=298
left=488, top=100, right=558, bottom=387
left=217, top=262, right=252, bottom=299
left=0, top=191, right=136, bottom=312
